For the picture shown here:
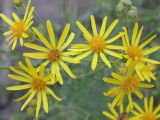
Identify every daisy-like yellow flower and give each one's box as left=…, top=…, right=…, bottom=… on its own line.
left=7, top=58, right=62, bottom=118
left=103, top=103, right=131, bottom=120
left=122, top=23, right=160, bottom=81
left=69, top=15, right=124, bottom=70
left=103, top=65, right=154, bottom=108
left=23, top=20, right=77, bottom=85
left=0, top=0, right=34, bottom=50
left=131, top=96, right=160, bottom=120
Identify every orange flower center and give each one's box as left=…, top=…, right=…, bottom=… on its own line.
left=48, top=49, right=61, bottom=62
left=89, top=36, right=105, bottom=52
left=122, top=76, right=139, bottom=92
left=11, top=21, right=25, bottom=38
left=32, top=78, right=45, bottom=91
left=143, top=112, right=156, bottom=120
left=127, top=46, right=143, bottom=60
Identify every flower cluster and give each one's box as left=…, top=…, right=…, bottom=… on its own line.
left=0, top=0, right=160, bottom=119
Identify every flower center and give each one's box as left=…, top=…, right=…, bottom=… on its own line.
left=31, top=78, right=45, bottom=91
left=143, top=112, right=156, bottom=120
left=11, top=21, right=25, bottom=38
left=89, top=36, right=105, bottom=52
left=127, top=46, right=143, bottom=60
left=122, top=76, right=139, bottom=92
left=48, top=49, right=61, bottom=62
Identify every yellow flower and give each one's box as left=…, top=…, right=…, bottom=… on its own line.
left=69, top=15, right=124, bottom=70
left=131, top=96, right=160, bottom=120
left=103, top=103, right=131, bottom=120
left=122, top=23, right=160, bottom=80
left=0, top=0, right=34, bottom=50
left=23, top=20, right=77, bottom=85
left=6, top=58, right=62, bottom=118
left=136, top=63, right=156, bottom=82
left=103, top=65, right=154, bottom=108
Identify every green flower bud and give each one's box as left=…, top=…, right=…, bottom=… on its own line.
left=127, top=6, right=138, bottom=19
left=11, top=0, right=22, bottom=7
left=115, top=3, right=125, bottom=13
left=120, top=0, right=132, bottom=10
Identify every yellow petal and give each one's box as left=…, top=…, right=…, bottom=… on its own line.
left=144, top=97, right=149, bottom=112
left=23, top=0, right=31, bottom=21
left=99, top=52, right=111, bottom=68
left=59, top=61, right=76, bottom=78
left=106, top=45, right=125, bottom=50
left=7, top=84, right=31, bottom=91
left=131, top=23, right=138, bottom=45
left=111, top=72, right=124, bottom=80
left=149, top=96, right=154, bottom=112
left=139, top=34, right=157, bottom=49
left=20, top=37, right=23, bottom=46
left=46, top=20, right=56, bottom=47
left=104, top=49, right=122, bottom=59
left=32, top=27, right=52, bottom=49
left=103, top=78, right=121, bottom=84
left=102, top=111, right=116, bottom=119
left=24, top=43, right=49, bottom=52
left=46, top=87, right=62, bottom=101
left=76, top=21, right=92, bottom=40
left=0, top=13, right=13, bottom=25
left=123, top=27, right=130, bottom=46
left=106, top=32, right=124, bottom=44
left=103, top=19, right=119, bottom=39
left=8, top=74, right=31, bottom=82
left=23, top=52, right=48, bottom=59
left=14, top=89, right=32, bottom=102
left=143, top=46, right=160, bottom=55
left=133, top=102, right=144, bottom=113
left=61, top=32, right=75, bottom=51
left=100, top=16, right=107, bottom=36
left=143, top=58, right=160, bottom=64
left=21, top=91, right=36, bottom=111
left=134, top=89, right=143, bottom=99
left=91, top=53, right=98, bottom=70
left=10, top=66, right=31, bottom=79
left=36, top=92, right=41, bottom=119
left=12, top=13, right=20, bottom=22
left=12, top=40, right=17, bottom=50
left=90, top=15, right=98, bottom=36
left=3, top=31, right=12, bottom=36
left=61, top=56, right=80, bottom=64
left=42, top=91, right=48, bottom=113
left=74, top=50, right=92, bottom=60
left=134, top=26, right=143, bottom=46
left=57, top=24, right=70, bottom=48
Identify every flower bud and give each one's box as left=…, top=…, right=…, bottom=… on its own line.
left=11, top=0, right=22, bottom=7
left=127, top=6, right=138, bottom=19
left=120, top=0, right=132, bottom=9
left=115, top=3, right=125, bottom=13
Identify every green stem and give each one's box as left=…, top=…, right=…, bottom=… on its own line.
left=0, top=67, right=10, bottom=70
left=52, top=103, right=90, bottom=117
left=123, top=11, right=129, bottom=30
left=77, top=65, right=105, bottom=79
left=63, top=0, right=70, bottom=22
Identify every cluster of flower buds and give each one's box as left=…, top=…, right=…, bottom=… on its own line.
left=116, top=0, right=138, bottom=19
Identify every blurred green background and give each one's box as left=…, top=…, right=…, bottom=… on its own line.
left=0, top=0, right=160, bottom=120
